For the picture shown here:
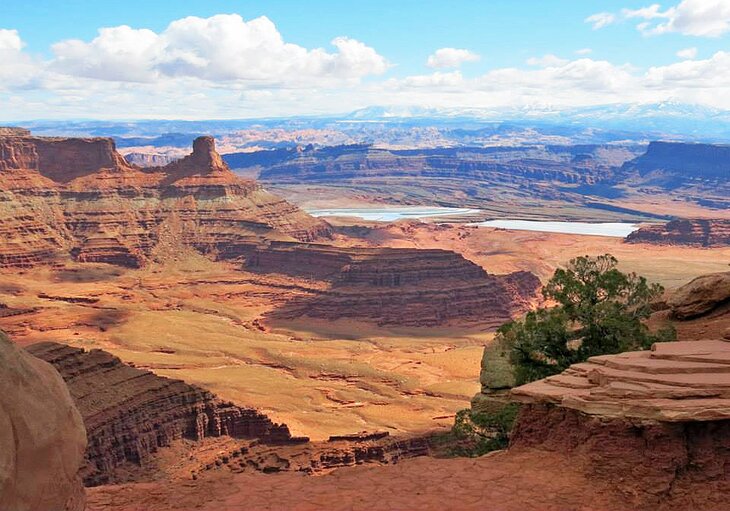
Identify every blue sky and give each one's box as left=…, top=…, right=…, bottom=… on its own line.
left=1, top=0, right=729, bottom=119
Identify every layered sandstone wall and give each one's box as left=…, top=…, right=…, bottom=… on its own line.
left=0, top=133, right=330, bottom=269
left=623, top=141, right=730, bottom=180
left=626, top=219, right=730, bottom=247
left=258, top=145, right=621, bottom=186
left=27, top=342, right=307, bottom=486
left=250, top=242, right=541, bottom=327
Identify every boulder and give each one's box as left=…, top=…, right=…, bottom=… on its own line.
left=668, top=272, right=730, bottom=319
left=0, top=332, right=86, bottom=511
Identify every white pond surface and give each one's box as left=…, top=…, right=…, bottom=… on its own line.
left=475, top=220, right=638, bottom=237
left=304, top=206, right=638, bottom=237
left=305, top=206, right=481, bottom=222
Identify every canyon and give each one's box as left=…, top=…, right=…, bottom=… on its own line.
left=2, top=128, right=730, bottom=510
left=0, top=131, right=539, bottom=329
left=26, top=342, right=306, bottom=486
left=221, top=140, right=730, bottom=224
left=82, top=272, right=730, bottom=510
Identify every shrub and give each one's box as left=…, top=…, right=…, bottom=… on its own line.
left=499, top=254, right=676, bottom=385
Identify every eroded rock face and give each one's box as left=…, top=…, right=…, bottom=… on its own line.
left=254, top=144, right=632, bottom=186
left=27, top=342, right=308, bottom=486
left=0, top=133, right=330, bottom=269
left=250, top=241, right=541, bottom=327
left=623, top=141, right=730, bottom=181
left=511, top=405, right=730, bottom=509
left=0, top=333, right=86, bottom=511
left=626, top=219, right=730, bottom=247
left=509, top=339, right=730, bottom=507
left=668, top=272, right=730, bottom=319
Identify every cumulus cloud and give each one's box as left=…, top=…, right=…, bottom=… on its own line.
left=575, top=48, right=593, bottom=55
left=3, top=9, right=730, bottom=119
left=644, top=51, right=730, bottom=87
left=50, top=14, right=389, bottom=84
left=0, top=28, right=23, bottom=51
left=0, top=29, right=42, bottom=89
left=676, top=46, right=698, bottom=59
left=585, top=12, right=616, bottom=29
left=617, top=0, right=730, bottom=37
left=384, top=51, right=730, bottom=111
left=426, top=48, right=480, bottom=68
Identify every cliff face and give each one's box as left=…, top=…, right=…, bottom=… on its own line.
left=254, top=144, right=625, bottom=186
left=0, top=134, right=331, bottom=269
left=509, top=339, right=730, bottom=507
left=250, top=242, right=541, bottom=327
left=623, top=141, right=730, bottom=181
left=626, top=219, right=730, bottom=247
left=0, top=334, right=87, bottom=511
left=27, top=342, right=307, bottom=487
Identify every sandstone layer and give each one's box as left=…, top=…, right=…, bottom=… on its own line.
left=626, top=219, right=730, bottom=247
left=27, top=342, right=307, bottom=486
left=0, top=133, right=330, bottom=269
left=667, top=271, right=730, bottom=319
left=250, top=241, right=541, bottom=327
left=511, top=339, right=730, bottom=421
left=0, top=333, right=87, bottom=511
left=508, top=338, right=730, bottom=507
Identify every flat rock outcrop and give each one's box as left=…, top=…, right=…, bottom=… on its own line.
left=510, top=339, right=730, bottom=507
left=0, top=132, right=330, bottom=269
left=0, top=333, right=87, bottom=511
left=626, top=219, right=730, bottom=247
left=667, top=271, right=730, bottom=319
left=622, top=141, right=730, bottom=182
left=27, top=342, right=308, bottom=486
left=251, top=241, right=541, bottom=327
left=511, top=339, right=730, bottom=421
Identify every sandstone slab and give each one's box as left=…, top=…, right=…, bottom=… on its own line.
left=0, top=333, right=87, bottom=511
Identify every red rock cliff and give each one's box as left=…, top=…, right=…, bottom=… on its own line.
left=626, top=219, right=730, bottom=247
left=509, top=339, right=730, bottom=509
left=250, top=241, right=541, bottom=327
left=0, top=133, right=331, bottom=268
left=27, top=342, right=308, bottom=486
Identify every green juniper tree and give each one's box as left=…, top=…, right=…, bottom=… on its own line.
left=499, top=254, right=676, bottom=385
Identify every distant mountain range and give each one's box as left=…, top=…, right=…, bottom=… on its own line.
left=8, top=101, right=730, bottom=147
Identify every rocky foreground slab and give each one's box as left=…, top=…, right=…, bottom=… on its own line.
left=512, top=339, right=730, bottom=421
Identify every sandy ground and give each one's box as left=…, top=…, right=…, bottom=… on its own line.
left=85, top=449, right=635, bottom=511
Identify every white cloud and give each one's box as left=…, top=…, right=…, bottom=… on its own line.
left=623, top=4, right=669, bottom=20
left=526, top=54, right=569, bottom=67
left=400, top=71, right=464, bottom=87
left=3, top=10, right=730, bottom=119
left=50, top=14, right=389, bottom=84
left=585, top=12, right=616, bottom=29
left=676, top=46, right=698, bottom=59
left=0, top=28, right=23, bottom=51
left=644, top=51, right=730, bottom=87
left=426, top=48, right=480, bottom=68
left=624, top=0, right=730, bottom=37
left=575, top=48, right=593, bottom=55
left=0, top=29, right=42, bottom=90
